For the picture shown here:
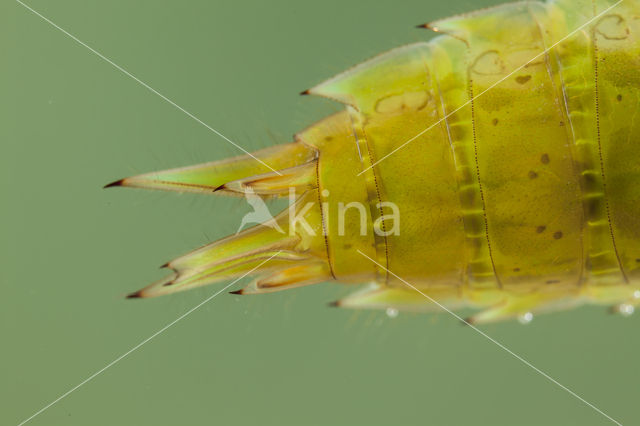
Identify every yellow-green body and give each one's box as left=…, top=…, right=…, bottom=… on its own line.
left=109, top=0, right=640, bottom=323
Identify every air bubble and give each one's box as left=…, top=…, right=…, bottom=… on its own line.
left=619, top=304, right=634, bottom=317
left=386, top=307, right=399, bottom=318
left=518, top=312, right=534, bottom=324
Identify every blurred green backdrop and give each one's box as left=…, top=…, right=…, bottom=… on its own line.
left=2, top=1, right=638, bottom=425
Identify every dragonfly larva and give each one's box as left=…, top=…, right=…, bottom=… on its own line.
left=107, top=0, right=640, bottom=324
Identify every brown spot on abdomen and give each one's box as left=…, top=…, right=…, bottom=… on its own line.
left=541, top=154, right=550, bottom=164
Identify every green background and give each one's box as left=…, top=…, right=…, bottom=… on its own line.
left=2, top=1, right=638, bottom=425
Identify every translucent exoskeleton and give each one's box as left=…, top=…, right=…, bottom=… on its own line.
left=107, top=0, right=640, bottom=324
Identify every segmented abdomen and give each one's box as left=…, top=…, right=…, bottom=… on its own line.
left=309, top=0, right=640, bottom=293
left=111, top=0, right=640, bottom=322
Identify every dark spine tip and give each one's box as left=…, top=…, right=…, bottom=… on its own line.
left=229, top=289, right=243, bottom=295
left=415, top=23, right=428, bottom=29
left=300, top=89, right=310, bottom=96
left=104, top=179, right=124, bottom=189
left=160, top=262, right=170, bottom=269
left=213, top=184, right=226, bottom=192
left=126, top=291, right=143, bottom=299
left=461, top=317, right=473, bottom=326
left=327, top=301, right=340, bottom=307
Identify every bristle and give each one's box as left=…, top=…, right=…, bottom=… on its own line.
left=126, top=193, right=322, bottom=298
left=234, top=261, right=332, bottom=295
left=104, top=179, right=124, bottom=189
left=105, top=142, right=316, bottom=195
left=334, top=285, right=468, bottom=313
left=302, top=44, right=432, bottom=109
left=220, top=162, right=317, bottom=196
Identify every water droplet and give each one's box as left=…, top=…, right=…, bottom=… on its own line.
left=386, top=307, right=399, bottom=319
left=518, top=312, right=533, bottom=324
left=619, top=304, right=634, bottom=317
left=633, top=290, right=640, bottom=300
left=321, top=189, right=330, bottom=197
